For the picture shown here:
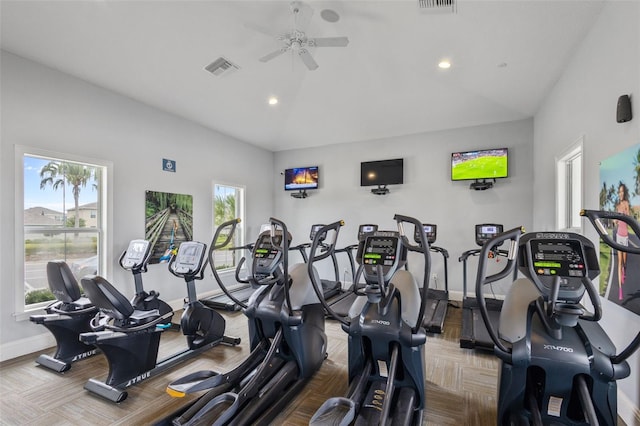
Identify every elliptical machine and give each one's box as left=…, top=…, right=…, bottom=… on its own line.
left=156, top=217, right=336, bottom=425
left=79, top=240, right=240, bottom=402
left=475, top=210, right=640, bottom=425
left=308, top=214, right=431, bottom=426
left=29, top=261, right=99, bottom=372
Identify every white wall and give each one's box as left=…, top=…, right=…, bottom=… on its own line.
left=533, top=2, right=640, bottom=423
left=273, top=119, right=534, bottom=295
left=0, top=51, right=274, bottom=356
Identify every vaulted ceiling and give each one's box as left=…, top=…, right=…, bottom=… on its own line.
left=1, top=1, right=605, bottom=151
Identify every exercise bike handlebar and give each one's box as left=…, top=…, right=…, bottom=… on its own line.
left=581, top=209, right=640, bottom=364
left=118, top=248, right=149, bottom=274
left=475, top=226, right=524, bottom=358
left=167, top=249, right=207, bottom=281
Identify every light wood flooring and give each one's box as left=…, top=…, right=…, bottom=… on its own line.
left=0, top=305, right=627, bottom=425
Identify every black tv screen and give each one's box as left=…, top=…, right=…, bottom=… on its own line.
left=360, top=159, right=404, bottom=187
left=284, top=166, right=319, bottom=191
left=451, top=148, right=508, bottom=181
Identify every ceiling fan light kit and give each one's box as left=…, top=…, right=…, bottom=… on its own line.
left=257, top=1, right=349, bottom=71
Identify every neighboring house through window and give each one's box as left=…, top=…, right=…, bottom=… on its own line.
left=18, top=147, right=108, bottom=312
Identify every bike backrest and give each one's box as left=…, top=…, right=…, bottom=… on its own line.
left=81, top=275, right=135, bottom=320
left=47, top=261, right=82, bottom=303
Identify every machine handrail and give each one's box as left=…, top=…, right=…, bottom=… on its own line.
left=208, top=218, right=249, bottom=310
left=581, top=209, right=640, bottom=363
left=308, top=220, right=348, bottom=326
left=268, top=217, right=293, bottom=317
left=475, top=226, right=523, bottom=357
left=394, top=214, right=432, bottom=334
left=581, top=209, right=640, bottom=255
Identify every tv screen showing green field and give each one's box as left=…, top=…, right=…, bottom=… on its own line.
left=451, top=148, right=508, bottom=181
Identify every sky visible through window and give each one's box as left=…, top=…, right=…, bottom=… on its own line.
left=24, top=156, right=97, bottom=212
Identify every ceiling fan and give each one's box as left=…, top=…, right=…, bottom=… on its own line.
left=257, top=1, right=349, bottom=70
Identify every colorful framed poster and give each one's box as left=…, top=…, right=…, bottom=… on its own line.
left=144, top=190, right=193, bottom=264
left=598, top=143, right=639, bottom=315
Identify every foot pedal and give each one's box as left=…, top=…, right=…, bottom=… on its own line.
left=310, top=397, right=355, bottom=426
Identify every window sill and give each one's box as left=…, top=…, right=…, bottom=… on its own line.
left=13, top=307, right=46, bottom=322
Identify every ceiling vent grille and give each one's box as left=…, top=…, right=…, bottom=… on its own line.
left=418, top=0, right=456, bottom=13
left=204, top=57, right=240, bottom=77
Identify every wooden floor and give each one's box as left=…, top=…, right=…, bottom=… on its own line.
left=0, top=305, right=627, bottom=425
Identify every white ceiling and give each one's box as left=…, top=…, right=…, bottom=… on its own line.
left=1, top=0, right=604, bottom=152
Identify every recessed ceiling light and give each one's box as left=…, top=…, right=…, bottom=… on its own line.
left=268, top=97, right=278, bottom=106
left=438, top=60, right=451, bottom=69
left=320, top=9, right=340, bottom=23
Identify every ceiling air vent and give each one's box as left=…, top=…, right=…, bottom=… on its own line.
left=418, top=0, right=456, bottom=13
left=204, top=57, right=240, bottom=77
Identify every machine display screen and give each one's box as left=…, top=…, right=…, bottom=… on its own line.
left=414, top=224, right=437, bottom=245
left=475, top=224, right=503, bottom=246
left=530, top=239, right=586, bottom=278
left=174, top=242, right=205, bottom=271
left=124, top=240, right=149, bottom=265
left=309, top=224, right=326, bottom=241
left=254, top=235, right=280, bottom=259
left=363, top=236, right=398, bottom=266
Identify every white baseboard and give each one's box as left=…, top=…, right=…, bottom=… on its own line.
left=0, top=333, right=55, bottom=362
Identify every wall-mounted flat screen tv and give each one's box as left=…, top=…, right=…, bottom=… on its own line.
left=361, top=158, right=404, bottom=186
left=284, top=166, right=319, bottom=191
left=451, top=148, right=508, bottom=181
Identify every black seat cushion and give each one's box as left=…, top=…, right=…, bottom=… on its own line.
left=82, top=275, right=135, bottom=320
left=47, top=261, right=82, bottom=303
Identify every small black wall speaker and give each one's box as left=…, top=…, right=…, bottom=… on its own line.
left=616, top=94, right=632, bottom=123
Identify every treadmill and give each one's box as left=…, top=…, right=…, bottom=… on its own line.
left=201, top=243, right=256, bottom=311
left=459, top=224, right=515, bottom=350
left=413, top=224, right=450, bottom=333
left=294, top=224, right=344, bottom=301
left=329, top=224, right=378, bottom=317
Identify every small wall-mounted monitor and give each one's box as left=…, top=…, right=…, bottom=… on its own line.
left=451, top=148, right=508, bottom=181
left=360, top=159, right=404, bottom=187
left=284, top=166, right=319, bottom=191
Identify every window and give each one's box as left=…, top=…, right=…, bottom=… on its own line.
left=213, top=183, right=245, bottom=270
left=17, top=147, right=108, bottom=313
left=556, top=136, right=583, bottom=231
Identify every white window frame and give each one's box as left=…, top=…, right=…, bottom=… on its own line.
left=14, top=145, right=113, bottom=320
left=556, top=136, right=584, bottom=232
left=213, top=182, right=246, bottom=273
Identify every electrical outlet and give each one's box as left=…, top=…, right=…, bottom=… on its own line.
left=431, top=273, right=438, bottom=281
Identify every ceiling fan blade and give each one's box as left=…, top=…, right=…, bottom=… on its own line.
left=259, top=48, right=288, bottom=63
left=310, top=37, right=350, bottom=47
left=298, top=48, right=318, bottom=70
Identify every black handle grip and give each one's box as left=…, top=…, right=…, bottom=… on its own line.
left=581, top=209, right=640, bottom=255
